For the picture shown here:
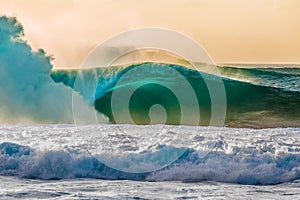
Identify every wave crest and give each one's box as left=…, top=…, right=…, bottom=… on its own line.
left=52, top=63, right=300, bottom=128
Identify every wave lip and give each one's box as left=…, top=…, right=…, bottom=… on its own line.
left=1, top=142, right=300, bottom=185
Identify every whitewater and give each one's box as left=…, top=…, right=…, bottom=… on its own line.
left=1, top=124, right=300, bottom=199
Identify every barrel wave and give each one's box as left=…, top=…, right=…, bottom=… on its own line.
left=52, top=63, right=300, bottom=128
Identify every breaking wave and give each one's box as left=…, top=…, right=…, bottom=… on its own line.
left=52, top=63, right=300, bottom=128
left=0, top=142, right=300, bottom=185
left=0, top=16, right=107, bottom=123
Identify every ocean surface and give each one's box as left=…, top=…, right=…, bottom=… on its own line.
left=1, top=16, right=300, bottom=199
left=1, top=124, right=300, bottom=199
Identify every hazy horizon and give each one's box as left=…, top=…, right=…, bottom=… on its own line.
left=1, top=0, right=300, bottom=68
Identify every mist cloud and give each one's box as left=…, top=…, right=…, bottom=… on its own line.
left=0, top=16, right=107, bottom=123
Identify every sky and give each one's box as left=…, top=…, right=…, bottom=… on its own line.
left=0, top=0, right=300, bottom=68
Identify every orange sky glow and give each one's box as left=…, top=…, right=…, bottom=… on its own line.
left=1, top=0, right=300, bottom=68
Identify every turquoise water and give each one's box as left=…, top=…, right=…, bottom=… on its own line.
left=52, top=63, right=300, bottom=128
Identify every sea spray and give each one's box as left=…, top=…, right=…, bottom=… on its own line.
left=0, top=16, right=107, bottom=123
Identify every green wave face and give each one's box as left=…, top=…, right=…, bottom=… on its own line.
left=52, top=62, right=300, bottom=128
left=95, top=75, right=212, bottom=126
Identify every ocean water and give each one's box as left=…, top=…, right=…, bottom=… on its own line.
left=1, top=124, right=300, bottom=199
left=52, top=62, right=300, bottom=128
left=1, top=16, right=300, bottom=199
left=1, top=176, right=299, bottom=199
